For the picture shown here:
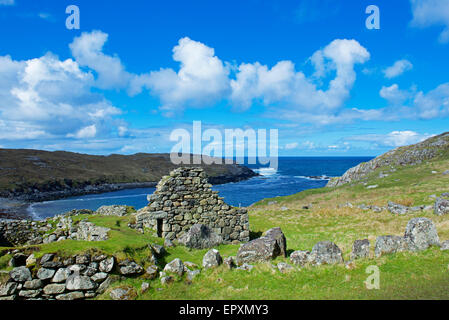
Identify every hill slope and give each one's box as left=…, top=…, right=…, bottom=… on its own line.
left=0, top=149, right=256, bottom=201
left=327, top=132, right=449, bottom=187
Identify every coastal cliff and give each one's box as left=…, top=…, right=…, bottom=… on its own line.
left=327, top=132, right=449, bottom=187
left=0, top=150, right=257, bottom=202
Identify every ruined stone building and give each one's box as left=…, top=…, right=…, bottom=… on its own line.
left=134, top=167, right=250, bottom=244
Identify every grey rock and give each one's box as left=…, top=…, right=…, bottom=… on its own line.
left=68, top=264, right=86, bottom=273
left=375, top=235, right=409, bottom=257
left=202, top=249, right=223, bottom=269
left=52, top=268, right=71, bottom=283
left=96, top=205, right=129, bottom=217
left=0, top=282, right=18, bottom=296
left=119, top=260, right=143, bottom=275
left=9, top=266, right=32, bottom=282
left=388, top=201, right=409, bottom=215
left=164, top=238, right=174, bottom=247
left=163, top=258, right=185, bottom=276
left=76, top=221, right=110, bottom=241
left=0, top=295, right=16, bottom=300
left=75, top=254, right=90, bottom=265
left=110, top=287, right=135, bottom=300
left=277, top=262, right=294, bottom=273
left=236, top=228, right=286, bottom=264
left=290, top=250, right=311, bottom=266
left=435, top=197, right=449, bottom=216
left=161, top=276, right=174, bottom=285
left=236, top=263, right=254, bottom=271
left=23, top=279, right=44, bottom=290
left=440, top=240, right=449, bottom=250
left=404, top=217, right=440, bottom=251
left=186, top=269, right=201, bottom=281
left=37, top=268, right=56, bottom=280
left=99, top=256, right=115, bottom=273
left=19, top=289, right=41, bottom=298
left=43, top=283, right=66, bottom=295
left=150, top=244, right=166, bottom=256
left=309, top=241, right=344, bottom=265
left=141, top=282, right=150, bottom=293
left=91, top=272, right=108, bottom=283
left=351, top=239, right=370, bottom=260
left=96, top=276, right=112, bottom=294
left=223, top=256, right=236, bottom=269
left=66, top=274, right=96, bottom=291
left=178, top=224, right=222, bottom=249
left=56, top=291, right=84, bottom=300
left=145, top=265, right=159, bottom=279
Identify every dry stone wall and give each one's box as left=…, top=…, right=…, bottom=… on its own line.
left=137, top=167, right=250, bottom=243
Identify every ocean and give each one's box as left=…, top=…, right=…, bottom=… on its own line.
left=28, top=157, right=372, bottom=220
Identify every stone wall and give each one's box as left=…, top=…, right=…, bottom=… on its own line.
left=136, top=167, right=250, bottom=244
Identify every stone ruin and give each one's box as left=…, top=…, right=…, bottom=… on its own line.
left=133, top=167, right=250, bottom=244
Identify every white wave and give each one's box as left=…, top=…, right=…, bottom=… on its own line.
left=294, top=175, right=331, bottom=181
left=254, top=167, right=278, bottom=176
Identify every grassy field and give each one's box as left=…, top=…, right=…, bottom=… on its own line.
left=1, top=153, right=449, bottom=300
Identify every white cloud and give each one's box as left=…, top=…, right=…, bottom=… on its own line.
left=0, top=51, right=121, bottom=141
left=139, top=37, right=230, bottom=115
left=380, top=84, right=410, bottom=104
left=410, top=0, right=449, bottom=43
left=383, top=59, right=413, bottom=78
left=349, top=131, right=434, bottom=147
left=285, top=142, right=299, bottom=150
left=70, top=31, right=131, bottom=89
left=67, top=125, right=97, bottom=139
left=0, top=0, right=14, bottom=6
left=231, top=39, right=370, bottom=114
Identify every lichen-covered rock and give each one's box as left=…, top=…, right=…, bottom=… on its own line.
left=36, top=268, right=56, bottom=280
left=202, top=249, right=222, bottom=269
left=178, top=224, right=222, bottom=249
left=9, top=266, right=32, bottom=282
left=0, top=282, right=18, bottom=296
left=374, top=235, right=409, bottom=257
left=163, top=258, right=185, bottom=276
left=23, top=279, right=43, bottom=290
left=388, top=201, right=409, bottom=215
left=96, top=205, right=130, bottom=217
left=99, top=257, right=115, bottom=273
left=110, top=287, right=136, bottom=300
left=66, top=274, right=96, bottom=291
left=76, top=221, right=110, bottom=241
left=434, top=197, right=449, bottom=216
left=52, top=268, right=71, bottom=283
left=56, top=291, right=84, bottom=300
left=440, top=240, right=449, bottom=251
left=145, top=265, right=159, bottom=279
left=351, top=239, right=370, bottom=260
left=118, top=260, right=143, bottom=275
left=186, top=269, right=201, bottom=281
left=309, top=241, right=344, bottom=265
left=236, top=228, right=286, bottom=264
left=43, top=283, right=66, bottom=295
left=290, top=250, right=311, bottom=266
left=404, top=218, right=440, bottom=251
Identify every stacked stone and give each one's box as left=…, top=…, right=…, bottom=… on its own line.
left=0, top=253, right=116, bottom=300
left=143, top=167, right=250, bottom=243
left=0, top=220, right=43, bottom=246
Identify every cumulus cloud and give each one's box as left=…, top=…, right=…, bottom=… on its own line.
left=0, top=52, right=121, bottom=141
left=231, top=39, right=370, bottom=114
left=383, top=59, right=413, bottom=78
left=410, top=0, right=449, bottom=43
left=284, top=142, right=299, bottom=150
left=70, top=31, right=132, bottom=89
left=349, top=131, right=434, bottom=147
left=380, top=84, right=410, bottom=104
left=138, top=37, right=230, bottom=116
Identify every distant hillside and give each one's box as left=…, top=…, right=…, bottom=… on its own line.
left=327, top=132, right=449, bottom=187
left=0, top=149, right=257, bottom=201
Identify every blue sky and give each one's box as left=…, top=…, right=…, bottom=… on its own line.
left=0, top=0, right=448, bottom=157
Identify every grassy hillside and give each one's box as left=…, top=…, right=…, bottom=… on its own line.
left=1, top=139, right=449, bottom=300
left=0, top=149, right=255, bottom=197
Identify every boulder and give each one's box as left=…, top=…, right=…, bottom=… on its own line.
left=118, top=260, right=143, bottom=275
left=350, top=239, right=370, bottom=260
left=309, top=241, right=344, bottom=265
left=440, top=240, right=449, bottom=251
left=374, top=235, right=409, bottom=257
left=236, top=263, right=254, bottom=271
left=150, top=244, right=166, bottom=256
left=186, top=269, right=201, bottom=281
left=56, top=291, right=84, bottom=300
left=19, top=289, right=41, bottom=298
left=161, top=276, right=174, bottom=285
left=388, top=201, right=409, bottom=215
left=223, top=256, right=236, bottom=269
left=40, top=253, right=55, bottom=264
left=145, top=265, right=159, bottom=279
left=110, top=287, right=136, bottom=300
left=290, top=250, right=311, bottom=266
left=277, top=262, right=294, bottom=273
left=91, top=272, right=108, bottom=283
left=9, top=266, right=32, bottom=282
left=76, top=221, right=110, bottom=241
left=0, top=282, right=18, bottom=296
left=99, top=257, right=115, bottom=273
left=52, top=268, right=71, bottom=283
left=178, top=224, right=222, bottom=249
left=163, top=258, right=185, bottom=276
left=36, top=268, right=56, bottom=280
left=435, top=197, right=449, bottom=216
left=202, top=249, right=223, bottom=269
left=236, top=228, right=286, bottom=264
left=43, top=283, right=66, bottom=295
left=404, top=218, right=440, bottom=251
left=23, top=279, right=44, bottom=290
left=66, top=274, right=97, bottom=291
